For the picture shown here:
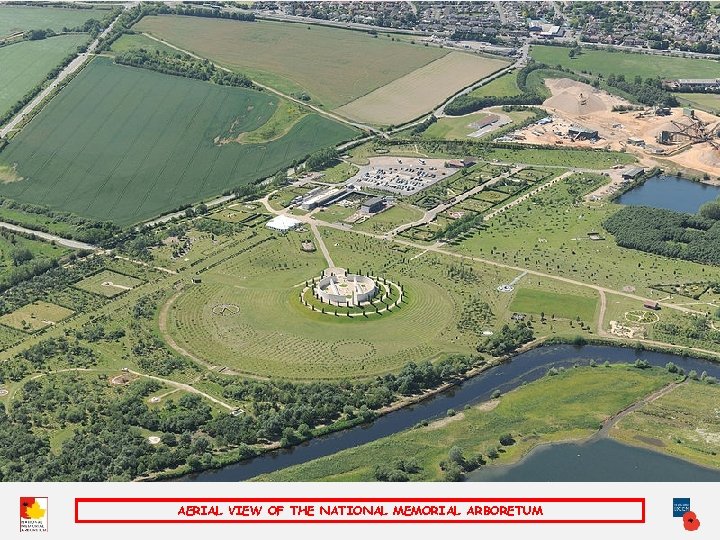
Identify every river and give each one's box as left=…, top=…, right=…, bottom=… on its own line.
left=616, top=175, right=720, bottom=213
left=181, top=344, right=720, bottom=482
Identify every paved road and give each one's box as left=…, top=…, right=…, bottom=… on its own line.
left=0, top=221, right=98, bottom=250
left=0, top=10, right=126, bottom=138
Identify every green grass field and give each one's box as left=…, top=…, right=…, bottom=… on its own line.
left=470, top=71, right=521, bottom=98
left=0, top=57, right=357, bottom=225
left=108, top=32, right=179, bottom=55
left=421, top=112, right=490, bottom=140
left=674, top=93, right=720, bottom=114
left=254, top=366, right=674, bottom=481
left=73, top=270, right=144, bottom=298
left=453, top=174, right=720, bottom=301
left=162, top=227, right=518, bottom=380
left=613, top=381, right=720, bottom=470
left=0, top=301, right=73, bottom=332
left=0, top=5, right=106, bottom=37
left=531, top=45, right=720, bottom=80
left=510, top=287, right=598, bottom=322
left=0, top=34, right=87, bottom=118
left=0, top=231, right=68, bottom=277
left=135, top=15, right=446, bottom=109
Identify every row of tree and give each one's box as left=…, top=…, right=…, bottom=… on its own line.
left=114, top=49, right=252, bottom=88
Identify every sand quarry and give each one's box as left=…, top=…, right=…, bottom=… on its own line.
left=513, top=78, right=720, bottom=177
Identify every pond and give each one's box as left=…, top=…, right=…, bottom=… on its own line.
left=468, top=438, right=720, bottom=482
left=616, top=175, right=720, bottom=213
left=180, top=345, right=720, bottom=482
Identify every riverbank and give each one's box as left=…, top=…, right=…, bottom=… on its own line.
left=252, top=364, right=680, bottom=482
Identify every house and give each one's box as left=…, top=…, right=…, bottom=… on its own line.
left=643, top=301, right=660, bottom=310
left=622, top=167, right=645, bottom=180
left=361, top=196, right=385, bottom=214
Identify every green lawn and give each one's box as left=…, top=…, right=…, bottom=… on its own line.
left=354, top=203, right=425, bottom=235
left=674, top=93, right=720, bottom=114
left=453, top=173, right=720, bottom=302
left=510, top=287, right=598, bottom=322
left=135, top=15, right=446, bottom=109
left=531, top=45, right=720, bottom=80
left=109, top=32, right=179, bottom=55
left=254, top=366, right=674, bottom=481
left=0, top=57, right=358, bottom=225
left=0, top=5, right=107, bottom=37
left=0, top=34, right=88, bottom=118
left=470, top=71, right=521, bottom=98
left=483, top=147, right=635, bottom=169
left=613, top=381, right=720, bottom=470
left=422, top=112, right=490, bottom=140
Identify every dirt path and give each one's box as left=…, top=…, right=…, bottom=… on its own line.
left=310, top=222, right=334, bottom=267
left=598, top=290, right=608, bottom=336
left=596, top=380, right=684, bottom=438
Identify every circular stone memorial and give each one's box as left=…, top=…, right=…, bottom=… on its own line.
left=315, top=268, right=378, bottom=307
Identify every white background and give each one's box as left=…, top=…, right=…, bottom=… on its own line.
left=0, top=482, right=716, bottom=539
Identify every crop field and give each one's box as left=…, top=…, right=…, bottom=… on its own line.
left=531, top=45, right=720, bottom=80
left=163, top=227, right=517, bottom=380
left=613, top=381, right=720, bottom=470
left=255, top=366, right=674, bottom=481
left=135, top=15, right=446, bottom=110
left=0, top=58, right=357, bottom=225
left=510, top=288, right=598, bottom=322
left=74, top=270, right=144, bottom=298
left=470, top=71, right=521, bottom=98
left=335, top=52, right=509, bottom=125
left=0, top=34, right=87, bottom=119
left=0, top=300, right=73, bottom=332
left=0, top=5, right=106, bottom=37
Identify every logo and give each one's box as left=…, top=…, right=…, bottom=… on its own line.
left=673, top=498, right=700, bottom=532
left=20, top=497, right=48, bottom=533
left=673, top=498, right=691, bottom=518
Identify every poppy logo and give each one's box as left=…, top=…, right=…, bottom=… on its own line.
left=20, top=497, right=48, bottom=533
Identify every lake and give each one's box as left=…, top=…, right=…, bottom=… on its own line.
left=181, top=345, right=720, bottom=482
left=469, top=438, right=720, bottom=482
left=616, top=175, right=720, bottom=213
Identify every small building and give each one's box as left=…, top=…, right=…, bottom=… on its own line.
left=643, top=301, right=660, bottom=311
left=568, top=125, right=599, bottom=140
left=266, top=215, right=301, bottom=232
left=191, top=277, right=202, bottom=284
left=655, top=107, right=671, bottom=116
left=622, top=167, right=645, bottom=180
left=446, top=159, right=465, bottom=168
left=301, top=240, right=316, bottom=252
left=461, top=156, right=476, bottom=167
left=361, top=196, right=385, bottom=214
left=587, top=232, right=603, bottom=241
left=300, top=187, right=350, bottom=211
left=627, top=137, right=645, bottom=147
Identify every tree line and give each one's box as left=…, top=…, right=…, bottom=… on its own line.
left=604, top=204, right=720, bottom=266
left=114, top=49, right=253, bottom=88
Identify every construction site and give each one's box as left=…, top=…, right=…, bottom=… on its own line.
left=507, top=78, right=720, bottom=178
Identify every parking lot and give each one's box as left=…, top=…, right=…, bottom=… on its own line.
left=348, top=156, right=457, bottom=195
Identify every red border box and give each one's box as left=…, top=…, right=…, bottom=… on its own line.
left=75, top=497, right=645, bottom=524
